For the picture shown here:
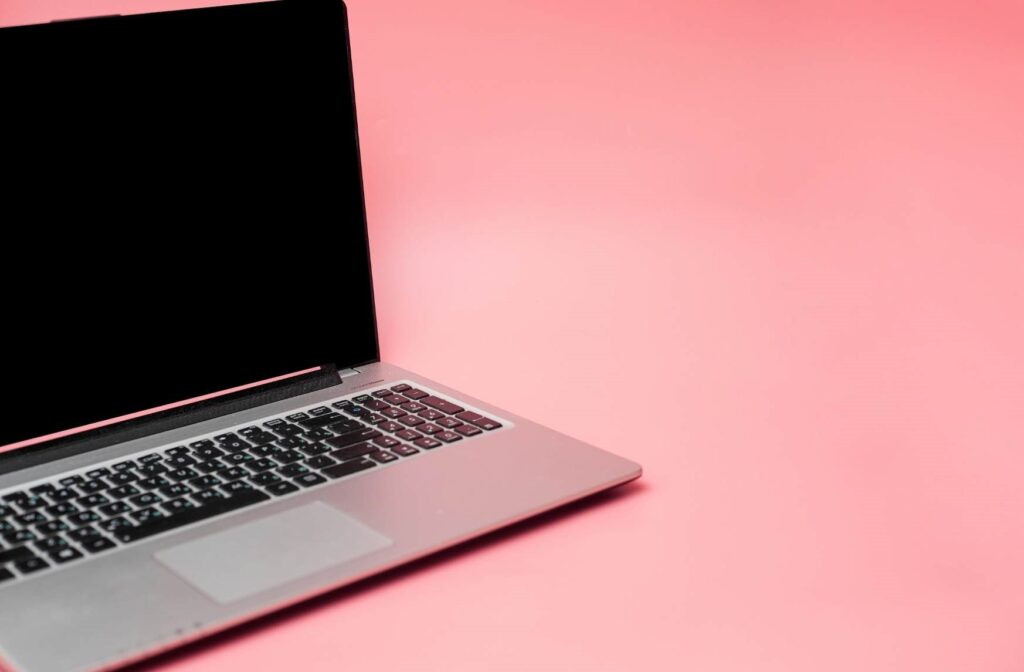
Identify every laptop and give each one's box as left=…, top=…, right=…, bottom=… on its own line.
left=0, top=0, right=640, bottom=670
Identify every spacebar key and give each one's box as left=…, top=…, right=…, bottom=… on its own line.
left=113, top=490, right=270, bottom=543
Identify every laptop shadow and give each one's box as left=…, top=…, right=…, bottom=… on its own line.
left=120, top=479, right=647, bottom=671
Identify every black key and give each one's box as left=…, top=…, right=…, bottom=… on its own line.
left=218, top=467, right=249, bottom=482
left=137, top=463, right=169, bottom=477
left=299, top=442, right=332, bottom=456
left=36, top=535, right=68, bottom=553
left=99, top=502, right=131, bottom=516
left=275, top=436, right=309, bottom=450
left=195, top=459, right=226, bottom=474
left=0, top=521, right=13, bottom=534
left=166, top=455, right=197, bottom=468
left=214, top=432, right=241, bottom=442
left=436, top=417, right=462, bottom=429
left=219, top=481, right=255, bottom=496
left=193, top=445, right=225, bottom=460
left=436, top=431, right=462, bottom=443
left=308, top=406, right=334, bottom=417
left=131, top=507, right=165, bottom=523
left=329, top=442, right=378, bottom=462
left=190, top=490, right=225, bottom=505
left=0, top=568, right=13, bottom=583
left=400, top=402, right=427, bottom=413
left=267, top=481, right=299, bottom=496
left=48, top=487, right=79, bottom=503
left=49, top=547, right=83, bottom=564
left=36, top=520, right=69, bottom=536
left=353, top=394, right=373, bottom=403
left=362, top=399, right=390, bottom=411
left=286, top=412, right=310, bottom=423
left=0, top=504, right=11, bottom=518
left=0, top=545, right=35, bottom=564
left=248, top=444, right=279, bottom=458
left=161, top=498, right=196, bottom=515
left=322, top=459, right=377, bottom=479
left=246, top=458, right=278, bottom=473
left=455, top=411, right=504, bottom=430
left=398, top=415, right=425, bottom=427
left=16, top=511, right=48, bottom=526
left=372, top=436, right=401, bottom=449
left=395, top=429, right=423, bottom=442
left=47, top=502, right=79, bottom=518
left=189, top=439, right=216, bottom=452
left=277, top=463, right=309, bottom=478
left=381, top=394, right=406, bottom=405
left=390, top=383, right=411, bottom=392
left=305, top=455, right=336, bottom=470
left=86, top=468, right=112, bottom=480
left=166, top=446, right=189, bottom=457
left=219, top=438, right=251, bottom=453
left=378, top=421, right=404, bottom=433
left=223, top=452, right=254, bottom=466
left=159, top=483, right=193, bottom=499
left=99, top=517, right=134, bottom=533
left=2, top=491, right=29, bottom=505
left=189, top=475, right=223, bottom=490
left=381, top=407, right=407, bottom=419
left=418, top=409, right=445, bottom=421
left=114, top=490, right=270, bottom=543
left=78, top=479, right=108, bottom=494
left=16, top=495, right=46, bottom=511
left=293, top=473, right=327, bottom=488
left=341, top=404, right=369, bottom=417
left=111, top=460, right=137, bottom=472
left=331, top=399, right=354, bottom=410
left=107, top=471, right=137, bottom=486
left=244, top=431, right=279, bottom=445
left=272, top=450, right=304, bottom=464
left=269, top=423, right=304, bottom=438
left=109, top=485, right=141, bottom=500
left=15, top=556, right=49, bottom=574
left=130, top=492, right=163, bottom=508
left=362, top=413, right=388, bottom=426
left=304, top=427, right=335, bottom=441
left=326, top=428, right=383, bottom=449
left=412, top=437, right=442, bottom=450
left=59, top=475, right=86, bottom=487
left=138, top=453, right=162, bottom=464
left=138, top=476, right=172, bottom=491
left=390, top=444, right=420, bottom=458
left=30, top=484, right=56, bottom=495
left=67, top=511, right=101, bottom=526
left=168, top=468, right=199, bottom=482
left=454, top=424, right=483, bottom=437
left=369, top=450, right=399, bottom=464
left=420, top=396, right=464, bottom=414
left=374, top=388, right=395, bottom=397
left=82, top=537, right=116, bottom=554
left=249, top=472, right=282, bottom=487
left=401, top=388, right=428, bottom=400
left=79, top=494, right=111, bottom=508
left=67, top=526, right=101, bottom=543
left=327, top=419, right=362, bottom=434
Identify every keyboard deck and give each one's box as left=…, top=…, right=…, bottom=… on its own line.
left=0, top=382, right=505, bottom=586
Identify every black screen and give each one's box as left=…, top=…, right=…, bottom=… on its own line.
left=0, top=0, right=377, bottom=448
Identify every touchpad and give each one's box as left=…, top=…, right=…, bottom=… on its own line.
left=155, top=502, right=393, bottom=605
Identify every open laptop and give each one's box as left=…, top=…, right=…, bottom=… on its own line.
left=0, top=0, right=640, bottom=670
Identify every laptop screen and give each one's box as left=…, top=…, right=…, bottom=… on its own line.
left=0, top=0, right=377, bottom=450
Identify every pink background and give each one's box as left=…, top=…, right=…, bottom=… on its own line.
left=4, top=1, right=1024, bottom=670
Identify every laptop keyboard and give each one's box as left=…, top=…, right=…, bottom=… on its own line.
left=0, top=382, right=505, bottom=586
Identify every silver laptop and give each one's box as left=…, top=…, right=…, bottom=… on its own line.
left=0, top=1, right=640, bottom=670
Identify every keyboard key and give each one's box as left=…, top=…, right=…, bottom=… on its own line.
left=161, top=498, right=196, bottom=515
left=218, top=467, right=249, bottom=481
left=331, top=399, right=354, bottom=409
left=36, top=520, right=69, bottom=536
left=436, top=431, right=463, bottom=443
left=293, top=473, right=327, bottom=488
left=286, top=412, right=310, bottom=423
left=219, top=481, right=255, bottom=496
left=47, top=487, right=79, bottom=503
left=0, top=504, right=12, bottom=518
left=15, top=556, right=49, bottom=574
left=193, top=445, right=225, bottom=460
left=82, top=537, right=116, bottom=554
left=47, top=502, right=79, bottom=518
left=16, top=511, right=48, bottom=526
left=2, top=491, right=29, bottom=505
left=390, top=444, right=420, bottom=458
left=369, top=450, right=399, bottom=464
left=272, top=450, right=304, bottom=464
left=454, top=411, right=504, bottom=430
left=99, top=517, right=134, bottom=533
left=275, top=436, right=309, bottom=450
left=322, top=459, right=377, bottom=479
left=107, top=471, right=137, bottom=486
left=341, top=405, right=369, bottom=417
left=191, top=490, right=225, bottom=505
left=168, top=468, right=199, bottom=482
left=224, top=451, right=253, bottom=466
left=99, top=502, right=131, bottom=516
left=86, top=468, right=111, bottom=480
left=329, top=442, right=378, bottom=462
left=215, top=432, right=241, bottom=442
left=277, top=463, right=309, bottom=478
left=305, top=455, right=336, bottom=470
left=412, top=437, right=442, bottom=450
left=395, top=429, right=423, bottom=441
left=382, top=394, right=406, bottom=406
left=390, top=383, right=411, bottom=392
left=378, top=421, right=404, bottom=433
left=166, top=446, right=189, bottom=457
left=246, top=458, right=278, bottom=473
left=67, top=526, right=101, bottom=543
left=130, top=492, right=163, bottom=508
left=138, top=454, right=162, bottom=464
left=326, top=419, right=361, bottom=434
left=374, top=388, right=395, bottom=397
left=372, top=436, right=401, bottom=448
left=401, top=388, right=428, bottom=400
left=189, top=439, right=216, bottom=451
left=417, top=409, right=444, bottom=421
left=67, top=511, right=101, bottom=526
left=111, top=460, right=137, bottom=472
left=325, top=428, right=382, bottom=449
left=131, top=508, right=165, bottom=524
left=0, top=545, right=35, bottom=564
left=352, top=395, right=372, bottom=404
left=137, top=463, right=168, bottom=477
left=362, top=413, right=388, bottom=425
left=0, top=568, right=13, bottom=583
left=195, top=459, right=226, bottom=474
left=308, top=406, right=334, bottom=417
left=0, top=521, right=13, bottom=534
left=108, top=485, right=141, bottom=500
left=36, top=535, right=68, bottom=553
left=159, top=484, right=193, bottom=499
left=30, top=484, right=56, bottom=495
left=381, top=407, right=407, bottom=419
left=398, top=415, right=425, bottom=427
left=15, top=495, right=46, bottom=511
left=166, top=455, right=197, bottom=468
left=249, top=472, right=282, bottom=487
left=454, top=424, right=483, bottom=437
left=299, top=442, right=332, bottom=456
left=436, top=417, right=462, bottom=429
left=79, top=494, right=111, bottom=508
left=78, top=479, right=108, bottom=494
left=49, top=547, right=83, bottom=564
left=269, top=424, right=304, bottom=438
left=189, top=475, right=223, bottom=490
left=420, top=396, right=465, bottom=415
left=362, top=399, right=390, bottom=411
left=267, top=481, right=299, bottom=496
left=417, top=423, right=443, bottom=435
left=59, top=475, right=86, bottom=487
left=244, top=430, right=278, bottom=445
left=303, top=428, right=335, bottom=441
left=400, top=402, right=427, bottom=413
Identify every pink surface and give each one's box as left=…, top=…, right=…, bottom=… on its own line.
left=4, top=1, right=1024, bottom=670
